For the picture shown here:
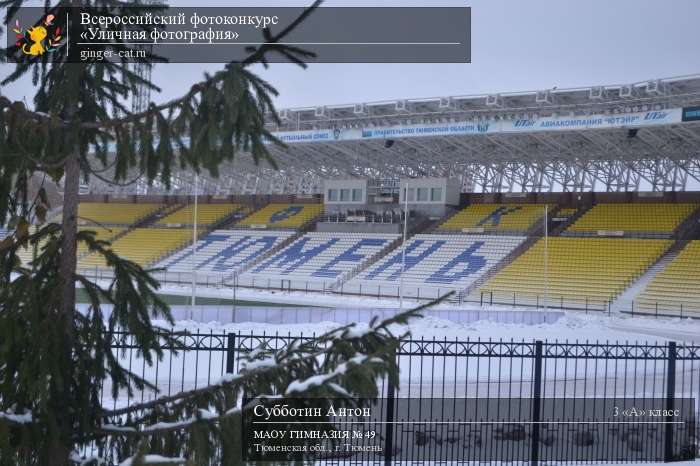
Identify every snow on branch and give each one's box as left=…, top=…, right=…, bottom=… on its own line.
left=0, top=409, right=33, bottom=424
left=285, top=354, right=367, bottom=395
left=118, top=454, right=186, bottom=466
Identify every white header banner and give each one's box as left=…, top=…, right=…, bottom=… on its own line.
left=271, top=108, right=683, bottom=144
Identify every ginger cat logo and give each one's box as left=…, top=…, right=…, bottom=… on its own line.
left=13, top=14, right=64, bottom=57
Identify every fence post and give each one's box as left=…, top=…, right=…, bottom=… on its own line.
left=664, top=341, right=677, bottom=463
left=384, top=347, right=397, bottom=466
left=531, top=340, right=543, bottom=466
left=480, top=292, right=483, bottom=307
left=225, top=332, right=236, bottom=374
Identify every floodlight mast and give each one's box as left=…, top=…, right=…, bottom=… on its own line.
left=544, top=204, right=548, bottom=312
left=190, top=173, right=198, bottom=318
left=399, top=181, right=409, bottom=311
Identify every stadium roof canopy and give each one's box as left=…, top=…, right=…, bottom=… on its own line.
left=87, top=74, right=700, bottom=196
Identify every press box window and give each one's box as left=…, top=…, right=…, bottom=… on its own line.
left=352, top=188, right=362, bottom=202
left=328, top=189, right=339, bottom=201
left=340, top=189, right=350, bottom=202
left=417, top=188, right=429, bottom=202
left=405, top=188, right=415, bottom=202
left=431, top=188, right=442, bottom=202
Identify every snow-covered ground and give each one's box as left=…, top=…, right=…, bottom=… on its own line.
left=103, top=310, right=700, bottom=410
left=158, top=311, right=700, bottom=343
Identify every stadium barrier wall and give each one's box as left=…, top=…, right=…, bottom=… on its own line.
left=81, top=267, right=700, bottom=318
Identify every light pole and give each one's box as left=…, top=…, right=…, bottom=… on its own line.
left=399, top=181, right=409, bottom=311
left=190, top=173, right=199, bottom=320
left=543, top=204, right=548, bottom=311
left=232, top=270, right=237, bottom=323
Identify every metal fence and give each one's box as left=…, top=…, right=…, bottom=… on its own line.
left=105, top=331, right=700, bottom=464
left=82, top=267, right=700, bottom=319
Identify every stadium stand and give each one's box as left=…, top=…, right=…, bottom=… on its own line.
left=154, top=203, right=245, bottom=226
left=438, top=203, right=550, bottom=233
left=565, top=203, right=698, bottom=236
left=0, top=227, right=46, bottom=265
left=238, top=203, right=322, bottom=229
left=79, top=228, right=194, bottom=268
left=58, top=202, right=163, bottom=226
left=77, top=226, right=124, bottom=255
left=634, top=241, right=700, bottom=313
left=155, top=229, right=295, bottom=277
left=555, top=208, right=578, bottom=218
left=239, top=232, right=398, bottom=290
left=480, top=237, right=672, bottom=306
left=345, top=234, right=526, bottom=298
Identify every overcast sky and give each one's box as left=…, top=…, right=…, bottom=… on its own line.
left=2, top=0, right=700, bottom=109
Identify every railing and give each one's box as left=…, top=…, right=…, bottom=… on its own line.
left=81, top=266, right=700, bottom=318
left=101, top=332, right=700, bottom=464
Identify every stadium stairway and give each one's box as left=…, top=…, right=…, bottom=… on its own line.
left=549, top=205, right=591, bottom=236
left=232, top=207, right=322, bottom=277
left=239, top=232, right=400, bottom=292
left=345, top=234, right=527, bottom=300
left=632, top=240, right=700, bottom=315
left=453, top=203, right=571, bottom=301
left=78, top=203, right=248, bottom=270
left=143, top=204, right=254, bottom=267
left=478, top=237, right=673, bottom=310
left=331, top=235, right=403, bottom=292
left=673, top=205, right=700, bottom=239
left=330, top=212, right=440, bottom=292
left=612, top=239, right=688, bottom=312
left=457, top=234, right=541, bottom=301
left=76, top=203, right=174, bottom=260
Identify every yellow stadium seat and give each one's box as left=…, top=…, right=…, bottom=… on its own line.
left=78, top=228, right=194, bottom=268
left=481, top=237, right=671, bottom=305
left=439, top=204, right=551, bottom=233
left=57, top=203, right=163, bottom=226
left=154, top=203, right=245, bottom=226
left=238, top=204, right=322, bottom=229
left=567, top=203, right=697, bottom=234
left=635, top=241, right=700, bottom=314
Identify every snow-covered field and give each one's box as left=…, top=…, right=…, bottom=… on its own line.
left=161, top=311, right=700, bottom=343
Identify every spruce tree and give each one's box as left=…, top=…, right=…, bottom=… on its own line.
left=0, top=0, right=446, bottom=464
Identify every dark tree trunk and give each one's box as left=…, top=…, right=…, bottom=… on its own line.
left=48, top=150, right=79, bottom=466
left=50, top=46, right=82, bottom=463
left=59, top=150, right=79, bottom=335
